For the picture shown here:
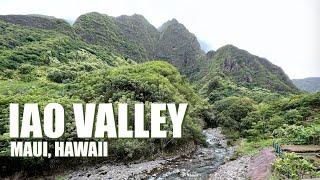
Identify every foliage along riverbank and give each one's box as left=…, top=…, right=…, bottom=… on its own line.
left=213, top=91, right=320, bottom=179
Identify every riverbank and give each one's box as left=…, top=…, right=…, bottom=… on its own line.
left=64, top=128, right=234, bottom=179
left=66, top=144, right=197, bottom=179
left=6, top=129, right=278, bottom=179
left=7, top=128, right=244, bottom=179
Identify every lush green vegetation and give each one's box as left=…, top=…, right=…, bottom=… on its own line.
left=234, top=138, right=274, bottom=157
left=0, top=20, right=213, bottom=176
left=72, top=61, right=212, bottom=158
left=0, top=13, right=319, bottom=179
left=205, top=76, right=320, bottom=178
left=74, top=12, right=150, bottom=62
left=200, top=64, right=319, bottom=178
left=202, top=72, right=320, bottom=141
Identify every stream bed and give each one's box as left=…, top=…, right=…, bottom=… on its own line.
left=146, top=128, right=235, bottom=179
left=68, top=128, right=235, bottom=180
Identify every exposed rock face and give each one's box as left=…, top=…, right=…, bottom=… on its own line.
left=209, top=156, right=250, bottom=180
left=0, top=15, right=75, bottom=36
left=207, top=45, right=299, bottom=93
left=206, top=50, right=215, bottom=60
left=247, top=148, right=276, bottom=180
left=155, top=19, right=204, bottom=76
left=209, top=148, right=276, bottom=180
left=223, top=57, right=239, bottom=72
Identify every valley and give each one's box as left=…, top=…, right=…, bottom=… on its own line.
left=0, top=12, right=319, bottom=179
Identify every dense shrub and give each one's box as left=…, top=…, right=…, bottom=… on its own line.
left=0, top=59, right=211, bottom=175
left=47, top=69, right=76, bottom=83
left=213, top=96, right=256, bottom=139
left=18, top=64, right=35, bottom=74
left=73, top=61, right=212, bottom=145
left=273, top=153, right=319, bottom=179
left=273, top=125, right=320, bottom=145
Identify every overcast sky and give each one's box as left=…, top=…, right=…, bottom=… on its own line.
left=0, top=0, right=319, bottom=79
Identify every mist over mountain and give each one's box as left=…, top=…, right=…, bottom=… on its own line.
left=198, top=38, right=212, bottom=53
left=292, top=77, right=320, bottom=93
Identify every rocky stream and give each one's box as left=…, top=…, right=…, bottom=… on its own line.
left=68, top=128, right=236, bottom=179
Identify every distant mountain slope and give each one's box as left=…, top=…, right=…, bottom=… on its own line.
left=0, top=12, right=203, bottom=76
left=292, top=77, right=320, bottom=93
left=203, top=45, right=298, bottom=93
left=0, top=14, right=75, bottom=36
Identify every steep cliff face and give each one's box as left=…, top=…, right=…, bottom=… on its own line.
left=116, top=14, right=159, bottom=59
left=206, top=45, right=298, bottom=93
left=0, top=14, right=75, bottom=36
left=206, top=50, right=215, bottom=60
left=74, top=13, right=205, bottom=76
left=156, top=19, right=204, bottom=76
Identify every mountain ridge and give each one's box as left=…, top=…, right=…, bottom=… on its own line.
left=0, top=14, right=75, bottom=37
left=202, top=45, right=299, bottom=93
left=0, top=12, right=298, bottom=93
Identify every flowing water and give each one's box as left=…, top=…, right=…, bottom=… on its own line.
left=68, top=128, right=234, bottom=180
left=146, top=128, right=235, bottom=179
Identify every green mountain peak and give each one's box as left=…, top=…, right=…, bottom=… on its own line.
left=204, top=44, right=298, bottom=93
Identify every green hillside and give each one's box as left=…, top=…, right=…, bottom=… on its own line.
left=74, top=13, right=204, bottom=77
left=0, top=14, right=75, bottom=37
left=0, top=13, right=298, bottom=94
left=203, top=45, right=299, bottom=93
left=0, top=19, right=212, bottom=175
left=73, top=12, right=151, bottom=62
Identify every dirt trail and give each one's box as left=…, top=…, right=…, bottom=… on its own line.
left=247, top=148, right=276, bottom=180
left=209, top=148, right=276, bottom=180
